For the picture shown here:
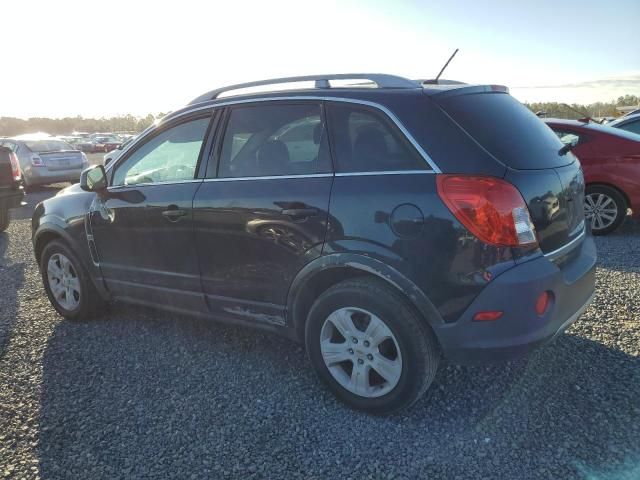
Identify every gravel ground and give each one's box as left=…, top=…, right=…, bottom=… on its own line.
left=1, top=186, right=639, bottom=479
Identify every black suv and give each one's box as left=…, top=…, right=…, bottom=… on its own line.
left=32, top=74, right=596, bottom=414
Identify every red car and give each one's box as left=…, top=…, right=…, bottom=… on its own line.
left=545, top=119, right=640, bottom=234
left=93, top=136, right=121, bottom=152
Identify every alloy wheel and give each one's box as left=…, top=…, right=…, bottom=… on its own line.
left=320, top=307, right=402, bottom=398
left=47, top=253, right=81, bottom=311
left=584, top=193, right=618, bottom=232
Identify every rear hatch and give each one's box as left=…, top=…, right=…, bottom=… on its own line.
left=24, top=139, right=84, bottom=171
left=433, top=88, right=585, bottom=255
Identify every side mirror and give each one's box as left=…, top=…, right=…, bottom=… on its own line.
left=80, top=165, right=108, bottom=192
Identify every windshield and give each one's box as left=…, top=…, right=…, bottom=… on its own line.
left=24, top=140, right=74, bottom=152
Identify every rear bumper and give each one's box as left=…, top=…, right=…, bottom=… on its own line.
left=24, top=167, right=85, bottom=186
left=434, top=234, right=597, bottom=364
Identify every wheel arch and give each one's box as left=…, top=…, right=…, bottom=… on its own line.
left=286, top=253, right=444, bottom=342
left=33, top=224, right=76, bottom=266
left=33, top=223, right=110, bottom=301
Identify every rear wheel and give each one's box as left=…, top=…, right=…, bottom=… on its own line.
left=40, top=240, right=102, bottom=320
left=0, top=208, right=9, bottom=232
left=305, top=277, right=440, bottom=414
left=585, top=185, right=626, bottom=235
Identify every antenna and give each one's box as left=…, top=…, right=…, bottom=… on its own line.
left=434, top=48, right=459, bottom=84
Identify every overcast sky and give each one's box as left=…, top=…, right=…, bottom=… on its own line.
left=1, top=0, right=638, bottom=118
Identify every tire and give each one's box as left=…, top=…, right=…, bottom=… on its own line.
left=305, top=277, right=440, bottom=414
left=0, top=208, right=9, bottom=232
left=40, top=239, right=103, bottom=320
left=585, top=185, right=627, bottom=235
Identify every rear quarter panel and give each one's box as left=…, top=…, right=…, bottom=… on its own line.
left=324, top=173, right=516, bottom=322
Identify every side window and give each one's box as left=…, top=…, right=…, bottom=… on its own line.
left=217, top=103, right=331, bottom=178
left=619, top=120, right=640, bottom=135
left=112, top=117, right=209, bottom=186
left=326, top=103, right=427, bottom=173
left=553, top=130, right=581, bottom=146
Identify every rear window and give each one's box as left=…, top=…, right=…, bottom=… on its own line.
left=437, top=92, right=571, bottom=170
left=24, top=140, right=73, bottom=152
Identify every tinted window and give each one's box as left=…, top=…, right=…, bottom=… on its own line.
left=438, top=93, right=572, bottom=169
left=112, top=117, right=209, bottom=186
left=217, top=103, right=331, bottom=178
left=326, top=104, right=426, bottom=173
left=619, top=119, right=640, bottom=135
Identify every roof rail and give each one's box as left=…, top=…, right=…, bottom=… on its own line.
left=189, top=73, right=420, bottom=105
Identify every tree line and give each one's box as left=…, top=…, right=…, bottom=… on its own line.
left=0, top=113, right=165, bottom=137
left=1, top=95, right=638, bottom=137
left=524, top=95, right=639, bottom=119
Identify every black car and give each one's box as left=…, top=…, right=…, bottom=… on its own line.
left=32, top=74, right=597, bottom=414
left=0, top=146, right=25, bottom=232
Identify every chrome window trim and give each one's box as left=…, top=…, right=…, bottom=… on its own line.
left=107, top=96, right=442, bottom=180
left=543, top=227, right=586, bottom=261
left=335, top=170, right=434, bottom=177
left=107, top=179, right=203, bottom=191
left=163, top=96, right=442, bottom=173
left=203, top=173, right=333, bottom=182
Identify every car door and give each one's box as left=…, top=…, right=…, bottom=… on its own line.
left=193, top=101, right=333, bottom=325
left=90, top=111, right=215, bottom=312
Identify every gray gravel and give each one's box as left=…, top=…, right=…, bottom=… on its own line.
left=1, top=186, right=639, bottom=479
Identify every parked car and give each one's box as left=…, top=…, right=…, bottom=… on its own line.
left=32, top=74, right=596, bottom=414
left=606, top=114, right=640, bottom=135
left=0, top=146, right=25, bottom=232
left=0, top=134, right=89, bottom=189
left=545, top=119, right=640, bottom=234
left=93, top=136, right=121, bottom=152
left=103, top=136, right=137, bottom=165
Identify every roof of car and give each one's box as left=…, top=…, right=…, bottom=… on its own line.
left=546, top=118, right=640, bottom=141
left=9, top=133, right=55, bottom=141
left=607, top=113, right=640, bottom=127
left=544, top=118, right=591, bottom=126
left=187, top=73, right=507, bottom=107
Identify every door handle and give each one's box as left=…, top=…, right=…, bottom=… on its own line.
left=161, top=206, right=188, bottom=222
left=281, top=207, right=319, bottom=218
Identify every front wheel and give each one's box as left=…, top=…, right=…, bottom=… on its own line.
left=40, top=240, right=103, bottom=320
left=0, top=208, right=9, bottom=232
left=305, top=277, right=440, bottom=414
left=585, top=185, right=626, bottom=235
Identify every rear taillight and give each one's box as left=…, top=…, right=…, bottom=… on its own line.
left=436, top=175, right=538, bottom=247
left=9, top=153, right=21, bottom=181
left=31, top=155, right=44, bottom=167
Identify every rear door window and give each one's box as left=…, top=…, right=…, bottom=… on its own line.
left=216, top=103, right=332, bottom=178
left=437, top=92, right=572, bottom=169
left=326, top=103, right=427, bottom=173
